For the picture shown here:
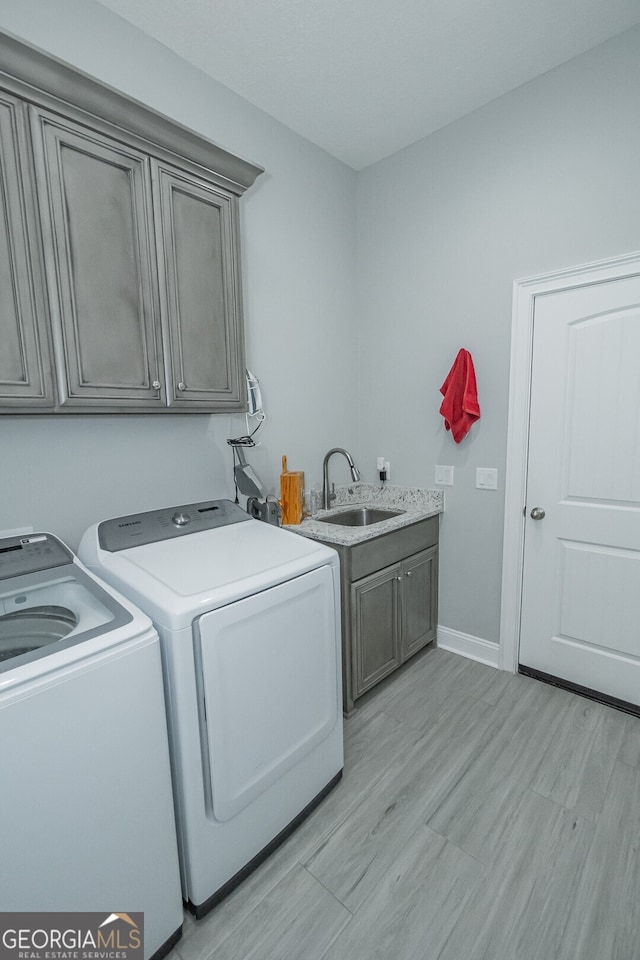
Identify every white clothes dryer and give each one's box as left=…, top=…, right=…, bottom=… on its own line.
left=78, top=499, right=344, bottom=917
left=0, top=532, right=183, bottom=960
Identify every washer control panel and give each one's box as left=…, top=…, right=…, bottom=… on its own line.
left=0, top=534, right=73, bottom=580
left=98, top=499, right=250, bottom=552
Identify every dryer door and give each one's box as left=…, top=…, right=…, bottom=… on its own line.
left=194, top=564, right=340, bottom=822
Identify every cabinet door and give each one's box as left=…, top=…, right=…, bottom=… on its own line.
left=0, top=94, right=53, bottom=406
left=153, top=162, right=245, bottom=409
left=30, top=108, right=165, bottom=408
left=351, top=564, right=402, bottom=699
left=402, top=546, right=438, bottom=660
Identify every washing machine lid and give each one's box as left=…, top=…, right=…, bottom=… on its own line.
left=84, top=501, right=338, bottom=630
left=0, top=533, right=135, bottom=674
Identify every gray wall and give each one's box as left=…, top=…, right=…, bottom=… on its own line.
left=1, top=1, right=640, bottom=654
left=0, top=0, right=359, bottom=547
left=356, top=26, right=640, bottom=644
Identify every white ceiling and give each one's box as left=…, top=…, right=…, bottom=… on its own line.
left=96, top=0, right=640, bottom=169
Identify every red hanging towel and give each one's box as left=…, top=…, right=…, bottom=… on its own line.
left=439, top=348, right=480, bottom=443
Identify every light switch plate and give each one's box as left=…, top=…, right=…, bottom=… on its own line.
left=435, top=465, right=454, bottom=486
left=476, top=467, right=498, bottom=490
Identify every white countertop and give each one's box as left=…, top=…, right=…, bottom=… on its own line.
left=285, top=482, right=444, bottom=546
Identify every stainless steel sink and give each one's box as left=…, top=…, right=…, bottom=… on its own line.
left=316, top=507, right=404, bottom=527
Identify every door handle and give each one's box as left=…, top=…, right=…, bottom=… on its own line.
left=530, top=507, right=546, bottom=520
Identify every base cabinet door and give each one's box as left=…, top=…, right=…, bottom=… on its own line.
left=0, top=94, right=53, bottom=406
left=351, top=565, right=402, bottom=698
left=402, top=546, right=438, bottom=659
left=352, top=548, right=438, bottom=700
left=30, top=108, right=165, bottom=409
left=153, top=162, right=245, bottom=410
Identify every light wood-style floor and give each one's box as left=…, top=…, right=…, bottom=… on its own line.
left=171, top=647, right=640, bottom=960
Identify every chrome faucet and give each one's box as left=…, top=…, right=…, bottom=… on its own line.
left=322, top=448, right=360, bottom=509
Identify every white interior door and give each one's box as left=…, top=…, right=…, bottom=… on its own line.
left=519, top=273, right=640, bottom=706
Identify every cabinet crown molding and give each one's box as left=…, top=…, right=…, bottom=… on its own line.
left=0, top=30, right=263, bottom=195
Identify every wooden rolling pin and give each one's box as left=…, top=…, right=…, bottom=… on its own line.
left=280, top=455, right=305, bottom=525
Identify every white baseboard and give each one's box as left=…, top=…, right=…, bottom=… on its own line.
left=437, top=626, right=500, bottom=669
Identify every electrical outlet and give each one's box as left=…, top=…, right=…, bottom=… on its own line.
left=435, top=465, right=454, bottom=486
left=476, top=468, right=498, bottom=490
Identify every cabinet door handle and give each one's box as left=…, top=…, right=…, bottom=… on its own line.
left=177, top=381, right=186, bottom=391
left=152, top=380, right=161, bottom=389
left=396, top=576, right=402, bottom=581
left=406, top=571, right=412, bottom=577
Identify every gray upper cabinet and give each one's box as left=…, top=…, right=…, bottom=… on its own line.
left=0, top=93, right=53, bottom=407
left=153, top=162, right=244, bottom=409
left=31, top=108, right=165, bottom=409
left=0, top=32, right=262, bottom=415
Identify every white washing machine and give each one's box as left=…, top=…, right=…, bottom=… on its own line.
left=78, top=499, right=344, bottom=917
left=0, top=532, right=183, bottom=960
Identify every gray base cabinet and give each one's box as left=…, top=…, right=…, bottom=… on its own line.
left=322, top=515, right=439, bottom=714
left=352, top=564, right=402, bottom=695
left=403, top=547, right=439, bottom=658
left=0, top=33, right=262, bottom=415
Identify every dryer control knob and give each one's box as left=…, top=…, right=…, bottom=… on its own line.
left=172, top=512, right=191, bottom=526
